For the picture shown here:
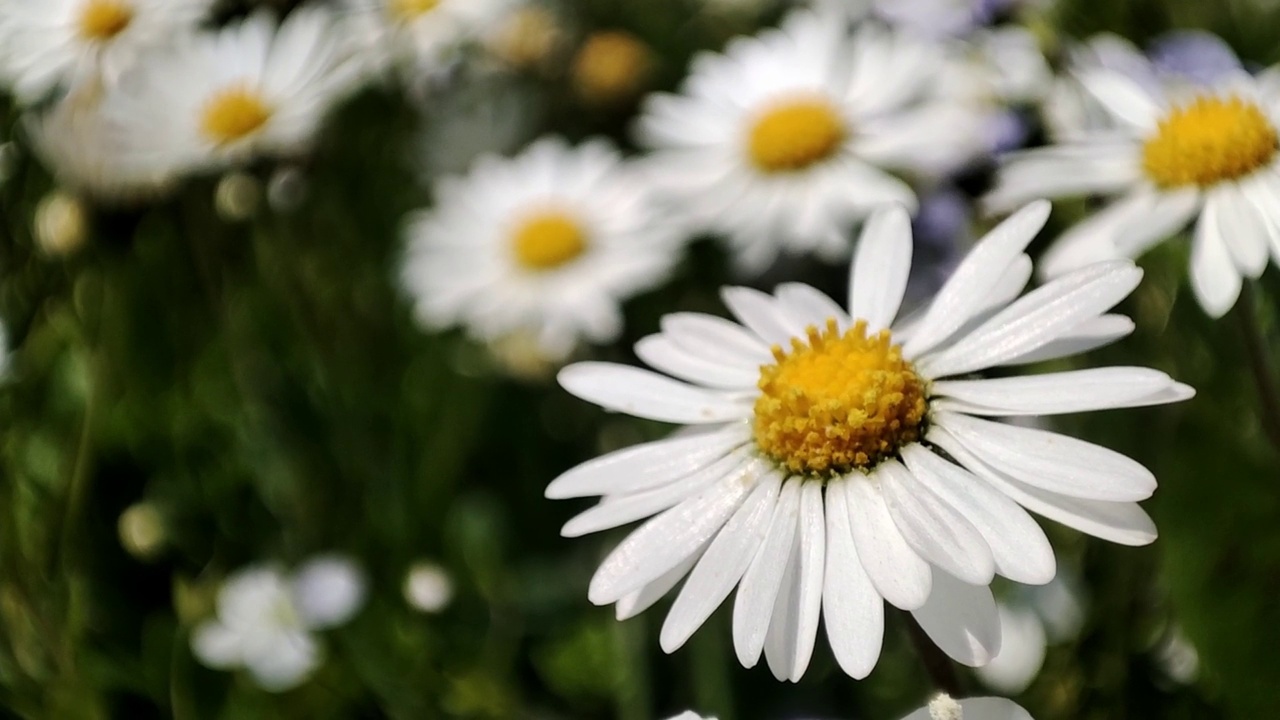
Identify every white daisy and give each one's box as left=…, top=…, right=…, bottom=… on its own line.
left=635, top=9, right=988, bottom=272
left=401, top=136, right=683, bottom=361
left=548, top=201, right=1192, bottom=681
left=902, top=694, right=1033, bottom=720
left=0, top=0, right=210, bottom=103
left=100, top=6, right=361, bottom=178
left=989, top=66, right=1280, bottom=317
left=337, top=0, right=513, bottom=80
left=191, top=555, right=366, bottom=692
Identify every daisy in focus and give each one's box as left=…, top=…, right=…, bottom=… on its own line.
left=988, top=61, right=1280, bottom=317
left=401, top=137, right=683, bottom=362
left=549, top=201, right=1192, bottom=681
left=100, top=7, right=361, bottom=178
left=635, top=9, right=988, bottom=272
left=191, top=555, right=366, bottom=692
left=0, top=0, right=210, bottom=103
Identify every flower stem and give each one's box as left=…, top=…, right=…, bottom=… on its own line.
left=1235, top=283, right=1280, bottom=453
left=905, top=614, right=963, bottom=697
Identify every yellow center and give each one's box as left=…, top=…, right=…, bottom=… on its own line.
left=389, top=0, right=441, bottom=20
left=511, top=211, right=588, bottom=270
left=77, top=0, right=134, bottom=41
left=747, top=98, right=847, bottom=173
left=1142, top=95, right=1279, bottom=188
left=753, top=319, right=927, bottom=475
left=200, top=87, right=273, bottom=146
left=572, top=31, right=653, bottom=104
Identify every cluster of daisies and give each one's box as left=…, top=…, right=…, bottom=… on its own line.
left=1, top=0, right=1263, bottom=711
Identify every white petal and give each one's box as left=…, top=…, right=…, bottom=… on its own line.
left=903, top=201, right=1051, bottom=359
left=1189, top=211, right=1243, bottom=318
left=931, top=367, right=1189, bottom=416
left=559, top=363, right=753, bottom=424
left=1111, top=187, right=1201, bottom=259
left=901, top=446, right=1055, bottom=585
left=660, top=471, right=783, bottom=652
left=1209, top=185, right=1269, bottom=278
left=930, top=426, right=1157, bottom=545
left=878, top=460, right=996, bottom=586
left=561, top=449, right=751, bottom=537
left=289, top=556, right=366, bottom=630
left=998, top=313, right=1135, bottom=366
left=1078, top=69, right=1159, bottom=129
left=978, top=254, right=1034, bottom=317
left=546, top=425, right=750, bottom=499
left=190, top=621, right=243, bottom=669
left=822, top=480, right=884, bottom=679
left=587, top=459, right=768, bottom=604
left=919, top=260, right=1143, bottom=378
left=763, top=481, right=825, bottom=682
left=910, top=569, right=1002, bottom=667
left=1039, top=193, right=1149, bottom=277
left=635, top=335, right=760, bottom=390
left=733, top=477, right=801, bottom=668
left=721, top=287, right=802, bottom=348
left=774, top=283, right=850, bottom=330
left=849, top=205, right=913, bottom=332
left=244, top=631, right=320, bottom=692
left=616, top=556, right=697, bottom=621
left=845, top=474, right=932, bottom=610
left=900, top=698, right=1033, bottom=720
left=935, top=412, right=1156, bottom=501
left=661, top=312, right=773, bottom=367
left=976, top=604, right=1048, bottom=694
left=986, top=144, right=1141, bottom=212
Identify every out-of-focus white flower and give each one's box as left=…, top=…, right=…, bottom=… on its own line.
left=34, top=190, right=89, bottom=257
left=191, top=555, right=366, bottom=692
left=101, top=7, right=361, bottom=179
left=404, top=561, right=454, bottom=613
left=816, top=0, right=1042, bottom=39
left=549, top=201, right=1192, bottom=681
left=482, top=4, right=564, bottom=72
left=0, top=0, right=211, bottom=103
left=991, top=64, right=1280, bottom=317
left=901, top=694, right=1033, bottom=720
left=664, top=713, right=715, bottom=720
left=976, top=574, right=1086, bottom=693
left=636, top=9, right=987, bottom=272
left=118, top=502, right=166, bottom=560
left=338, top=0, right=514, bottom=80
left=401, top=136, right=683, bottom=361
left=1155, top=626, right=1200, bottom=684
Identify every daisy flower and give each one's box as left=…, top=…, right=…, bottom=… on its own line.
left=401, top=136, right=682, bottom=362
left=100, top=6, right=361, bottom=177
left=338, top=0, right=513, bottom=79
left=0, top=0, right=210, bottom=103
left=635, top=9, right=988, bottom=272
left=191, top=556, right=366, bottom=692
left=903, top=694, right=1032, bottom=720
left=548, top=201, right=1192, bottom=681
left=989, top=63, right=1280, bottom=317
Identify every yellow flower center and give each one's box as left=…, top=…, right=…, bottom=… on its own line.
left=389, top=0, right=441, bottom=21
left=200, top=87, right=273, bottom=146
left=1141, top=95, right=1279, bottom=188
left=571, top=31, right=653, bottom=105
left=753, top=319, right=927, bottom=475
left=747, top=98, right=847, bottom=173
left=511, top=211, right=588, bottom=270
left=77, top=0, right=134, bottom=41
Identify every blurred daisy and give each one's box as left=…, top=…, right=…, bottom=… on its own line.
left=401, top=137, right=682, bottom=361
left=636, top=9, right=987, bottom=271
left=976, top=574, right=1085, bottom=694
left=0, top=0, right=210, bottom=103
left=819, top=0, right=1039, bottom=39
left=102, top=7, right=360, bottom=177
left=549, top=201, right=1192, bottom=681
left=990, top=64, right=1280, bottom=316
left=191, top=555, right=366, bottom=692
left=902, top=694, right=1032, bottom=720
left=338, top=0, right=513, bottom=79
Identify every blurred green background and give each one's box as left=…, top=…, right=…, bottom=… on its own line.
left=2, top=0, right=1280, bottom=717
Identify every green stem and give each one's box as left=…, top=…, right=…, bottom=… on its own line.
left=1234, top=283, right=1280, bottom=453
left=613, top=616, right=651, bottom=720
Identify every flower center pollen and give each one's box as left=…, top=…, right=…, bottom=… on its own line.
left=512, top=211, right=588, bottom=270
left=748, top=98, right=846, bottom=173
left=753, top=319, right=927, bottom=475
left=389, top=0, right=441, bottom=20
left=78, top=0, right=134, bottom=41
left=1142, top=95, right=1278, bottom=188
left=200, top=87, right=273, bottom=146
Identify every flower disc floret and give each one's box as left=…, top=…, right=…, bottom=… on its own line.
left=78, top=0, right=134, bottom=41
left=389, top=0, right=441, bottom=21
left=747, top=98, right=846, bottom=173
left=201, top=87, right=273, bottom=145
left=1142, top=95, right=1278, bottom=188
left=512, top=211, right=588, bottom=270
left=753, top=318, right=927, bottom=475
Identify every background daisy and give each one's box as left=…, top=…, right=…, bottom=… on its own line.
left=401, top=136, right=683, bottom=362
